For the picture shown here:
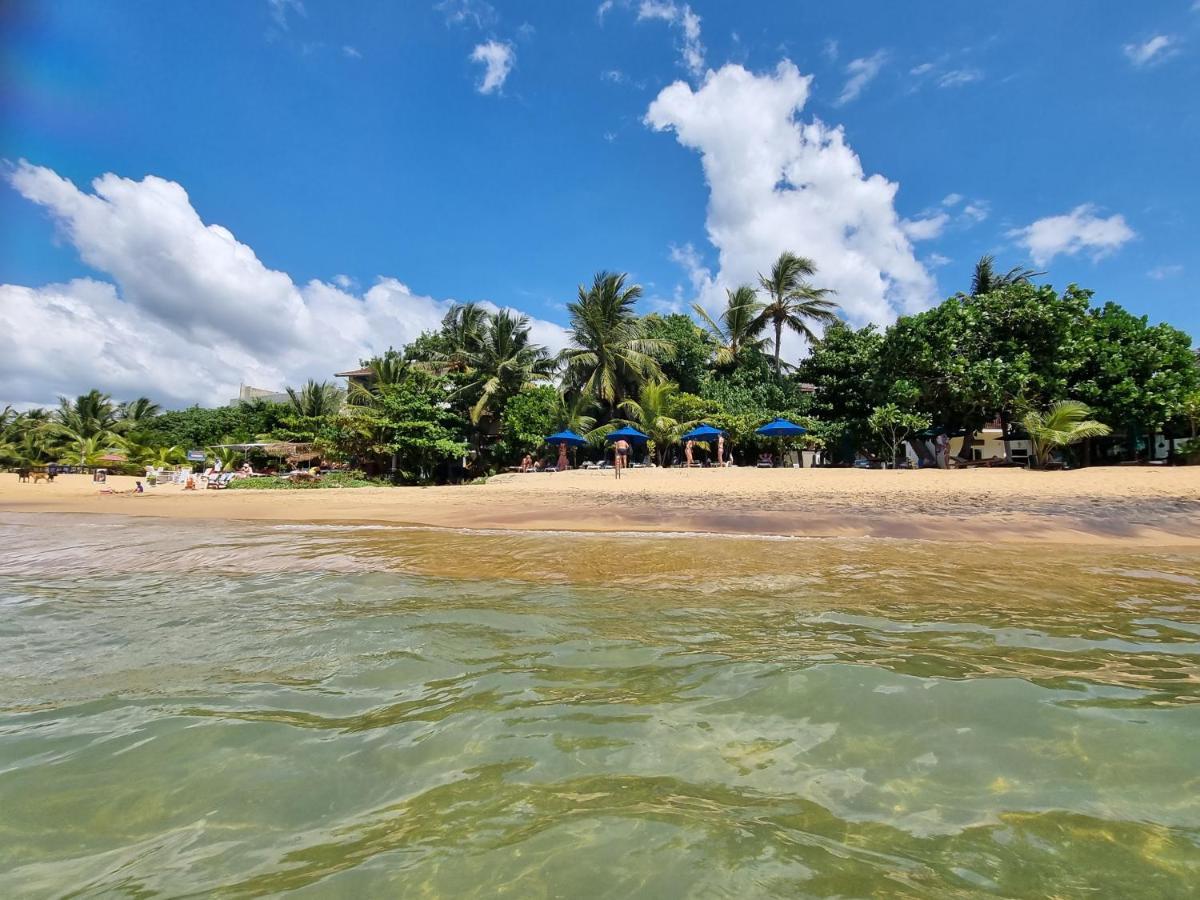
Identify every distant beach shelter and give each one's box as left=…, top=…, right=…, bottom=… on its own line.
left=545, top=430, right=588, bottom=447
left=546, top=429, right=587, bottom=471
left=680, top=424, right=726, bottom=442
left=755, top=418, right=807, bottom=468
left=605, top=425, right=649, bottom=443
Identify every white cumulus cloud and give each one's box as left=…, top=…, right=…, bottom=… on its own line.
left=836, top=50, right=887, bottom=105
left=645, top=61, right=937, bottom=353
left=1123, top=34, right=1178, bottom=67
left=1008, top=204, right=1135, bottom=266
left=901, top=212, right=949, bottom=241
left=1, top=162, right=567, bottom=408
left=470, top=40, right=515, bottom=94
left=637, top=1, right=705, bottom=77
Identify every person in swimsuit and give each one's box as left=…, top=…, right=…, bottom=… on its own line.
left=684, top=439, right=694, bottom=468
left=614, top=438, right=629, bottom=478
left=717, top=434, right=725, bottom=467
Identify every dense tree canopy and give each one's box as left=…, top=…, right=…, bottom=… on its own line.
left=3, top=257, right=1197, bottom=481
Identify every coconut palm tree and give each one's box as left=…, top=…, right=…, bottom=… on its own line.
left=440, top=303, right=489, bottom=364
left=555, top=390, right=598, bottom=436
left=1021, top=400, right=1111, bottom=468
left=693, top=285, right=768, bottom=366
left=561, top=271, right=674, bottom=410
left=285, top=380, right=344, bottom=418
left=755, top=252, right=839, bottom=375
left=969, top=254, right=1044, bottom=296
left=347, top=352, right=414, bottom=407
left=116, top=397, right=161, bottom=433
left=54, top=390, right=120, bottom=439
left=614, top=380, right=699, bottom=466
left=456, top=310, right=555, bottom=424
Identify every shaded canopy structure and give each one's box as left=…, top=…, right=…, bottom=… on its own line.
left=210, top=442, right=319, bottom=464
left=545, top=430, right=588, bottom=448
left=605, top=425, right=650, bottom=444
left=680, top=424, right=726, bottom=442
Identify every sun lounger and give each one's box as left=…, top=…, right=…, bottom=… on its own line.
left=206, top=472, right=235, bottom=489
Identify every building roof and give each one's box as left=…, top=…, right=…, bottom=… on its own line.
left=335, top=367, right=373, bottom=377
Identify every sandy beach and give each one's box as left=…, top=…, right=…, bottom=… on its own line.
left=4, top=466, right=1199, bottom=545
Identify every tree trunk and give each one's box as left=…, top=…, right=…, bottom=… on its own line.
left=773, top=319, right=783, bottom=375
left=956, top=426, right=975, bottom=461
left=907, top=436, right=936, bottom=467
left=999, top=410, right=1012, bottom=462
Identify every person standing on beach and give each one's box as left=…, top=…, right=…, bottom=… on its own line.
left=614, top=438, right=629, bottom=479
left=936, top=432, right=950, bottom=469
left=717, top=434, right=725, bottom=467
left=684, top=439, right=694, bottom=468
left=557, top=441, right=569, bottom=471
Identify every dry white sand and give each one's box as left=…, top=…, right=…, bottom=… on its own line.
left=3, top=466, right=1199, bottom=545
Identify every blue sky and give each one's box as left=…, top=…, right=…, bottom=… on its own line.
left=2, top=1, right=1197, bottom=407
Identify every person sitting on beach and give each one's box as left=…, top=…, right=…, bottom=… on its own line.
left=184, top=474, right=197, bottom=490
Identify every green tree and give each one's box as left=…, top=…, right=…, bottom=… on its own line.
left=755, top=252, right=839, bottom=374
left=641, top=313, right=714, bottom=395
left=1072, top=302, right=1199, bottom=454
left=116, top=397, right=161, bottom=434
left=561, top=272, right=673, bottom=411
left=799, top=322, right=885, bottom=462
left=868, top=404, right=930, bottom=466
left=1021, top=401, right=1111, bottom=468
left=285, top=380, right=344, bottom=418
left=967, top=254, right=1043, bottom=296
left=454, top=309, right=554, bottom=424
left=614, top=380, right=699, bottom=466
left=333, top=374, right=467, bottom=483
left=496, top=385, right=560, bottom=462
left=693, top=285, right=768, bottom=367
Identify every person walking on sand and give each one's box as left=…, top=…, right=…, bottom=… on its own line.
left=614, top=438, right=629, bottom=479
left=557, top=441, right=569, bottom=472
left=936, top=432, right=950, bottom=469
left=717, top=434, right=726, bottom=467
left=684, top=439, right=695, bottom=468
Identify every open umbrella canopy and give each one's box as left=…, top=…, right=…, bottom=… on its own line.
left=545, top=430, right=588, bottom=447
left=605, top=425, right=649, bottom=443
left=680, top=424, right=726, bottom=442
left=756, top=418, right=807, bottom=438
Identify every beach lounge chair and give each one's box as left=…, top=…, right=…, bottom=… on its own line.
left=206, top=472, right=235, bottom=490
left=756, top=453, right=774, bottom=468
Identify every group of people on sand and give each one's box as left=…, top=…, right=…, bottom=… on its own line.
left=520, top=434, right=733, bottom=479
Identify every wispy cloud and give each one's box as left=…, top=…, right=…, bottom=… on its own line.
left=1147, top=264, right=1182, bottom=280
left=435, top=0, right=497, bottom=29
left=1123, top=34, right=1179, bottom=67
left=836, top=50, right=887, bottom=105
left=822, top=38, right=839, bottom=62
left=901, top=212, right=949, bottom=241
left=267, top=0, right=305, bottom=30
left=597, top=0, right=615, bottom=22
left=1009, top=204, right=1135, bottom=266
left=470, top=40, right=515, bottom=94
left=637, top=1, right=705, bottom=77
left=937, top=68, right=982, bottom=88
left=342, top=45, right=362, bottom=59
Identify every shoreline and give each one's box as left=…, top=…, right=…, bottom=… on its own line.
left=3, top=467, right=1200, bottom=546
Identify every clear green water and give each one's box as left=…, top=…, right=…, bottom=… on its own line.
left=1, top=515, right=1198, bottom=897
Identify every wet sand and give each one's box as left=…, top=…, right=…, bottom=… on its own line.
left=3, top=466, right=1199, bottom=545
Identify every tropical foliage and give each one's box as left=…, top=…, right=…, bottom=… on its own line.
left=1021, top=401, right=1112, bottom=468
left=3, top=253, right=1198, bottom=481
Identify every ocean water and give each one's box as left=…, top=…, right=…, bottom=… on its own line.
left=1, top=514, right=1198, bottom=897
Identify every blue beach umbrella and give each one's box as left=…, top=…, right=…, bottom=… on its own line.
left=545, top=430, right=587, bottom=447
left=755, top=418, right=807, bottom=438
left=680, top=423, right=726, bottom=442
left=605, top=425, right=650, bottom=443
